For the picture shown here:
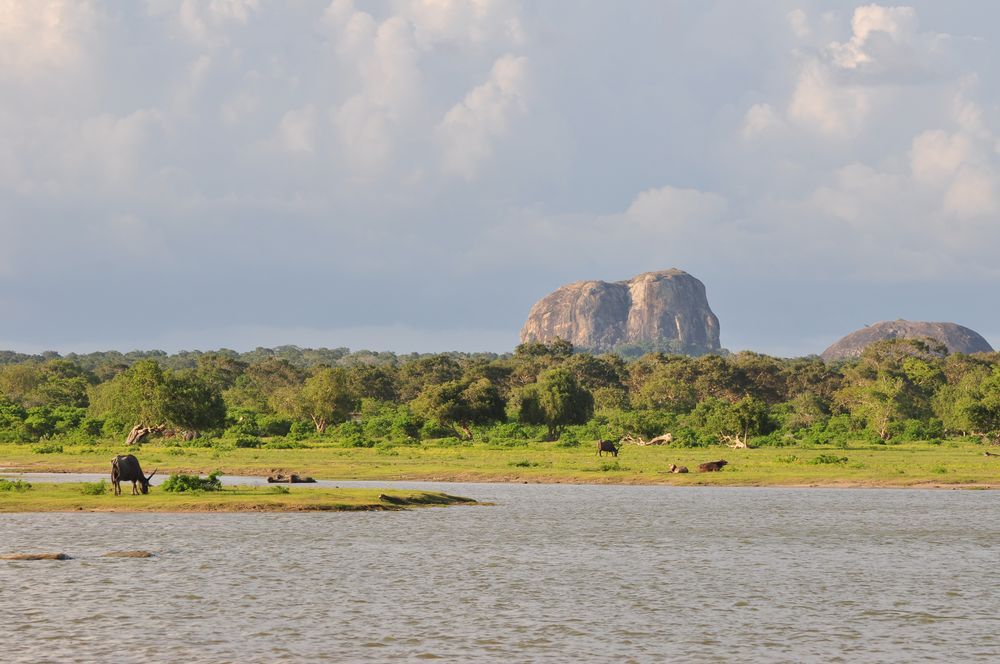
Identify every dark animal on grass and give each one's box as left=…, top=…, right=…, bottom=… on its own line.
left=596, top=440, right=619, bottom=457
left=111, top=455, right=157, bottom=496
left=697, top=460, right=728, bottom=472
left=668, top=464, right=689, bottom=474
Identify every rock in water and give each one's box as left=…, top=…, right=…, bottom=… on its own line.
left=821, top=320, right=994, bottom=361
left=520, top=269, right=720, bottom=354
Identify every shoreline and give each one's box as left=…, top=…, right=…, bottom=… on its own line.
left=0, top=482, right=478, bottom=513
left=3, top=465, right=997, bottom=491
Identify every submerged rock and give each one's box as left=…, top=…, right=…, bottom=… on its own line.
left=102, top=550, right=153, bottom=558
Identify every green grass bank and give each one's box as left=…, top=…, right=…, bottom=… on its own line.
left=0, top=480, right=476, bottom=513
left=2, top=438, right=999, bottom=488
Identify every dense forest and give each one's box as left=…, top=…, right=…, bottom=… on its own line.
left=2, top=338, right=1000, bottom=451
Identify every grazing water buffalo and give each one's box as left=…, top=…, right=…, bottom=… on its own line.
left=697, top=460, right=728, bottom=472
left=596, top=440, right=619, bottom=457
left=111, top=455, right=157, bottom=496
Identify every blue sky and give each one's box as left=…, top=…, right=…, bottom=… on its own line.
left=2, top=1, right=999, bottom=357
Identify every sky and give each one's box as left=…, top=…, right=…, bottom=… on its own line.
left=2, top=0, right=1000, bottom=358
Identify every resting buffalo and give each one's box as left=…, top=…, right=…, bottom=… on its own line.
left=266, top=474, right=316, bottom=484
left=111, top=454, right=157, bottom=496
left=668, top=464, right=689, bottom=474
left=596, top=440, right=619, bottom=457
left=698, top=460, right=728, bottom=472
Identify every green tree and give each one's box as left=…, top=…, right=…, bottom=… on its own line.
left=89, top=360, right=171, bottom=432
left=347, top=364, right=399, bottom=403
left=686, top=396, right=770, bottom=446
left=164, top=370, right=226, bottom=434
left=294, top=367, right=357, bottom=433
left=413, top=378, right=505, bottom=439
left=397, top=355, right=463, bottom=402
left=516, top=368, right=594, bottom=440
left=965, top=366, right=1000, bottom=439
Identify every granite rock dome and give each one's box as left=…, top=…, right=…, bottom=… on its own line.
left=520, top=269, right=720, bottom=353
left=821, top=320, right=994, bottom=361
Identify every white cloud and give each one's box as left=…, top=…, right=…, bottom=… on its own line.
left=742, top=103, right=783, bottom=139
left=403, top=0, right=525, bottom=50
left=787, top=9, right=810, bottom=39
left=155, top=0, right=260, bottom=44
left=828, top=4, right=919, bottom=69
left=944, top=166, right=997, bottom=218
left=437, top=54, right=528, bottom=178
left=788, top=61, right=870, bottom=136
left=0, top=0, right=96, bottom=78
left=765, top=5, right=956, bottom=138
left=624, top=186, right=728, bottom=232
left=276, top=105, right=319, bottom=154
left=910, top=129, right=973, bottom=185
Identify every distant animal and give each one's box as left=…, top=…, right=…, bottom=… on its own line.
left=111, top=454, right=157, bottom=496
left=985, top=451, right=1000, bottom=458
left=267, top=474, right=316, bottom=483
left=697, top=460, right=728, bottom=472
left=668, top=464, right=689, bottom=474
left=596, top=440, right=619, bottom=457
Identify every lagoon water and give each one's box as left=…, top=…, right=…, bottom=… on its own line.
left=1, top=481, right=999, bottom=662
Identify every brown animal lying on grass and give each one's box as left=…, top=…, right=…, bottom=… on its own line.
left=697, top=460, right=728, bottom=472
left=668, top=464, right=689, bottom=473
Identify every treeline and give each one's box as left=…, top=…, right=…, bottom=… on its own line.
left=2, top=338, right=1000, bottom=449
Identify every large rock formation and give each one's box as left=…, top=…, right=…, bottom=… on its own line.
left=821, top=320, right=994, bottom=361
left=520, top=269, right=721, bottom=353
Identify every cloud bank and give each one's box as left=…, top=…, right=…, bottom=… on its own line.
left=2, top=1, right=1000, bottom=356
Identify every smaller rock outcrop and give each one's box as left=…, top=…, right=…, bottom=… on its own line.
left=821, top=320, right=994, bottom=361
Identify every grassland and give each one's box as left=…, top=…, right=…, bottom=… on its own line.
left=0, top=481, right=475, bottom=513
left=1, top=438, right=999, bottom=489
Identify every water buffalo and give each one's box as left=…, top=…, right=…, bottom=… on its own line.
left=698, top=460, right=728, bottom=472
left=668, top=464, right=689, bottom=473
left=111, top=454, right=157, bottom=495
left=596, top=440, right=619, bottom=457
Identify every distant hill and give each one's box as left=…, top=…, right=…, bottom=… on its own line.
left=821, top=320, right=994, bottom=361
left=520, top=269, right=720, bottom=354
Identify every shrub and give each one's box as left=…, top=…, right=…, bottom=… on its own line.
left=263, top=439, right=306, bottom=449
left=32, top=443, right=63, bottom=454
left=419, top=418, right=455, bottom=440
left=233, top=435, right=261, bottom=449
left=748, top=432, right=796, bottom=448
left=289, top=421, right=314, bottom=439
left=428, top=436, right=465, bottom=447
left=775, top=455, right=799, bottom=464
left=509, top=459, right=539, bottom=468
left=267, top=485, right=290, bottom=494
left=180, top=438, right=215, bottom=448
left=669, top=426, right=708, bottom=448
left=484, top=421, right=531, bottom=441
left=161, top=471, right=223, bottom=492
left=258, top=415, right=292, bottom=437
left=80, top=479, right=108, bottom=495
left=890, top=418, right=945, bottom=442
left=0, top=479, right=31, bottom=491
left=598, top=461, right=622, bottom=472
left=556, top=429, right=580, bottom=448
left=810, top=454, right=848, bottom=465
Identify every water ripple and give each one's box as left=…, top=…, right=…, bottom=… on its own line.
left=1, top=484, right=999, bottom=661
